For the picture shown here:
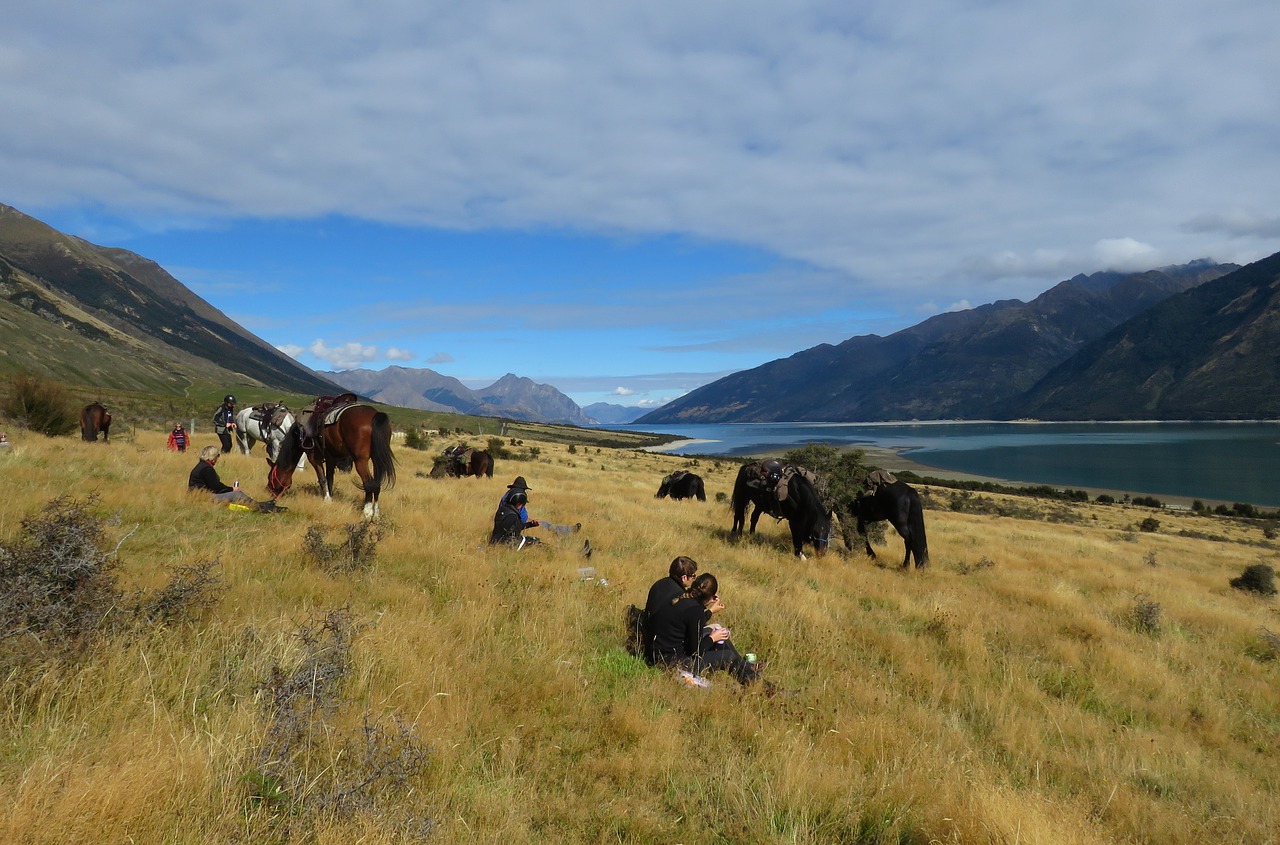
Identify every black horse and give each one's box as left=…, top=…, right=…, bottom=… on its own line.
left=656, top=470, right=705, bottom=501
left=731, top=460, right=833, bottom=558
left=80, top=402, right=112, bottom=442
left=847, top=479, right=929, bottom=568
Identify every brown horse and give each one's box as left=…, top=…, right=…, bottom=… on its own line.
left=80, top=402, right=112, bottom=442
left=267, top=404, right=397, bottom=518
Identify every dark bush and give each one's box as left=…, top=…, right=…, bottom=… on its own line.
left=1, top=372, right=79, bottom=437
left=402, top=428, right=430, bottom=451
left=137, top=559, right=224, bottom=625
left=1095, top=494, right=1116, bottom=505
left=1132, top=496, right=1164, bottom=509
left=302, top=522, right=383, bottom=574
left=1139, top=517, right=1160, bottom=533
left=0, top=495, right=122, bottom=668
left=247, top=608, right=432, bottom=836
left=1230, top=564, right=1277, bottom=596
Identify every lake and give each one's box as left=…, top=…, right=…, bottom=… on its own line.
left=611, top=421, right=1280, bottom=507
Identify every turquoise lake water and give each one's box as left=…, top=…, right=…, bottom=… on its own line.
left=613, top=421, right=1280, bottom=507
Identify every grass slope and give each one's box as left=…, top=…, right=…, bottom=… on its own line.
left=1, top=425, right=1278, bottom=844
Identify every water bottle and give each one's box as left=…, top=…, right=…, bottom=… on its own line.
left=233, top=479, right=239, bottom=490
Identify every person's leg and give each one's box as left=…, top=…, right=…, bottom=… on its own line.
left=696, top=642, right=759, bottom=684
left=539, top=521, right=581, bottom=535
left=211, top=490, right=256, bottom=506
left=218, top=431, right=233, bottom=453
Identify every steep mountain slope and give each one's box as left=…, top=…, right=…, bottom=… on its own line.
left=0, top=203, right=339, bottom=396
left=638, top=260, right=1236, bottom=423
left=1012, top=252, right=1280, bottom=420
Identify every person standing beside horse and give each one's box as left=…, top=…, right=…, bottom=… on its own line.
left=213, top=395, right=238, bottom=454
left=167, top=422, right=189, bottom=452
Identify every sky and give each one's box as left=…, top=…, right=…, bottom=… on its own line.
left=4, top=1, right=1280, bottom=409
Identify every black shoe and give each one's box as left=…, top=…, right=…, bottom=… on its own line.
left=581, top=539, right=592, bottom=559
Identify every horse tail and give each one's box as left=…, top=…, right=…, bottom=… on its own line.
left=693, top=476, right=706, bottom=502
left=80, top=405, right=97, bottom=441
left=730, top=470, right=751, bottom=532
left=370, top=412, right=397, bottom=490
left=908, top=490, right=929, bottom=566
left=485, top=453, right=494, bottom=478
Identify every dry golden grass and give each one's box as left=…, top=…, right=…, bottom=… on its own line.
left=1, top=428, right=1279, bottom=844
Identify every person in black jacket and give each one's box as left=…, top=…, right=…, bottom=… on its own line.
left=213, top=394, right=238, bottom=454
left=648, top=572, right=761, bottom=686
left=490, top=487, right=539, bottom=548
left=642, top=556, right=699, bottom=663
left=188, top=445, right=282, bottom=512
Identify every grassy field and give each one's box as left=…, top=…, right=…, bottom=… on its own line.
left=1, top=424, right=1278, bottom=844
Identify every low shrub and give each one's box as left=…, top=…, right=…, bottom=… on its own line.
left=0, top=495, right=122, bottom=669
left=302, top=523, right=383, bottom=575
left=1, top=371, right=78, bottom=437
left=1230, top=563, right=1277, bottom=596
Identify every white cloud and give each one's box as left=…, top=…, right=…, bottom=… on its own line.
left=308, top=339, right=381, bottom=370
left=612, top=387, right=637, bottom=396
left=276, top=343, right=306, bottom=359
left=944, top=300, right=972, bottom=313
left=428, top=352, right=455, bottom=364
left=1093, top=238, right=1161, bottom=271
left=385, top=347, right=414, bottom=361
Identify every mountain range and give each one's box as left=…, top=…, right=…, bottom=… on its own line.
left=637, top=256, right=1280, bottom=423
left=6, top=201, right=1278, bottom=426
left=322, top=366, right=602, bottom=425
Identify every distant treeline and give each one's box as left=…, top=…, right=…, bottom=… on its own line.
left=895, top=471, right=1280, bottom=521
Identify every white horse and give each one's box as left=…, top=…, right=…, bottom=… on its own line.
left=235, top=405, right=304, bottom=468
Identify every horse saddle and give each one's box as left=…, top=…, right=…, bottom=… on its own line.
left=252, top=402, right=291, bottom=430
left=865, top=468, right=898, bottom=493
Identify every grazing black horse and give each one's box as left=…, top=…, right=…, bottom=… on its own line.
left=731, top=460, right=833, bottom=558
left=656, top=470, right=705, bottom=501
left=80, top=402, right=112, bottom=442
left=847, top=479, right=929, bottom=568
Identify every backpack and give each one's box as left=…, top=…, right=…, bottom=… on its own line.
left=490, top=503, right=525, bottom=546
left=625, top=605, right=647, bottom=659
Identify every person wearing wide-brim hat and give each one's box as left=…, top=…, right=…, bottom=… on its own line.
left=499, top=477, right=536, bottom=523
left=494, top=475, right=584, bottom=544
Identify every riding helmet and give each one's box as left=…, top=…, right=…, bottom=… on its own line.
left=224, top=394, right=236, bottom=403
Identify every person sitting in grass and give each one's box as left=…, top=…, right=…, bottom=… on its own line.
left=642, top=556, right=699, bottom=664
left=648, top=572, right=763, bottom=687
left=188, top=445, right=283, bottom=512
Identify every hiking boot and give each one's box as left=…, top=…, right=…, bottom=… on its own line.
left=580, top=539, right=593, bottom=559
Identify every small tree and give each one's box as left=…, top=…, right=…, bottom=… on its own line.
left=2, top=371, right=78, bottom=436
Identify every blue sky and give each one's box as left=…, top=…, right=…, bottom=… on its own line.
left=5, top=1, right=1280, bottom=409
